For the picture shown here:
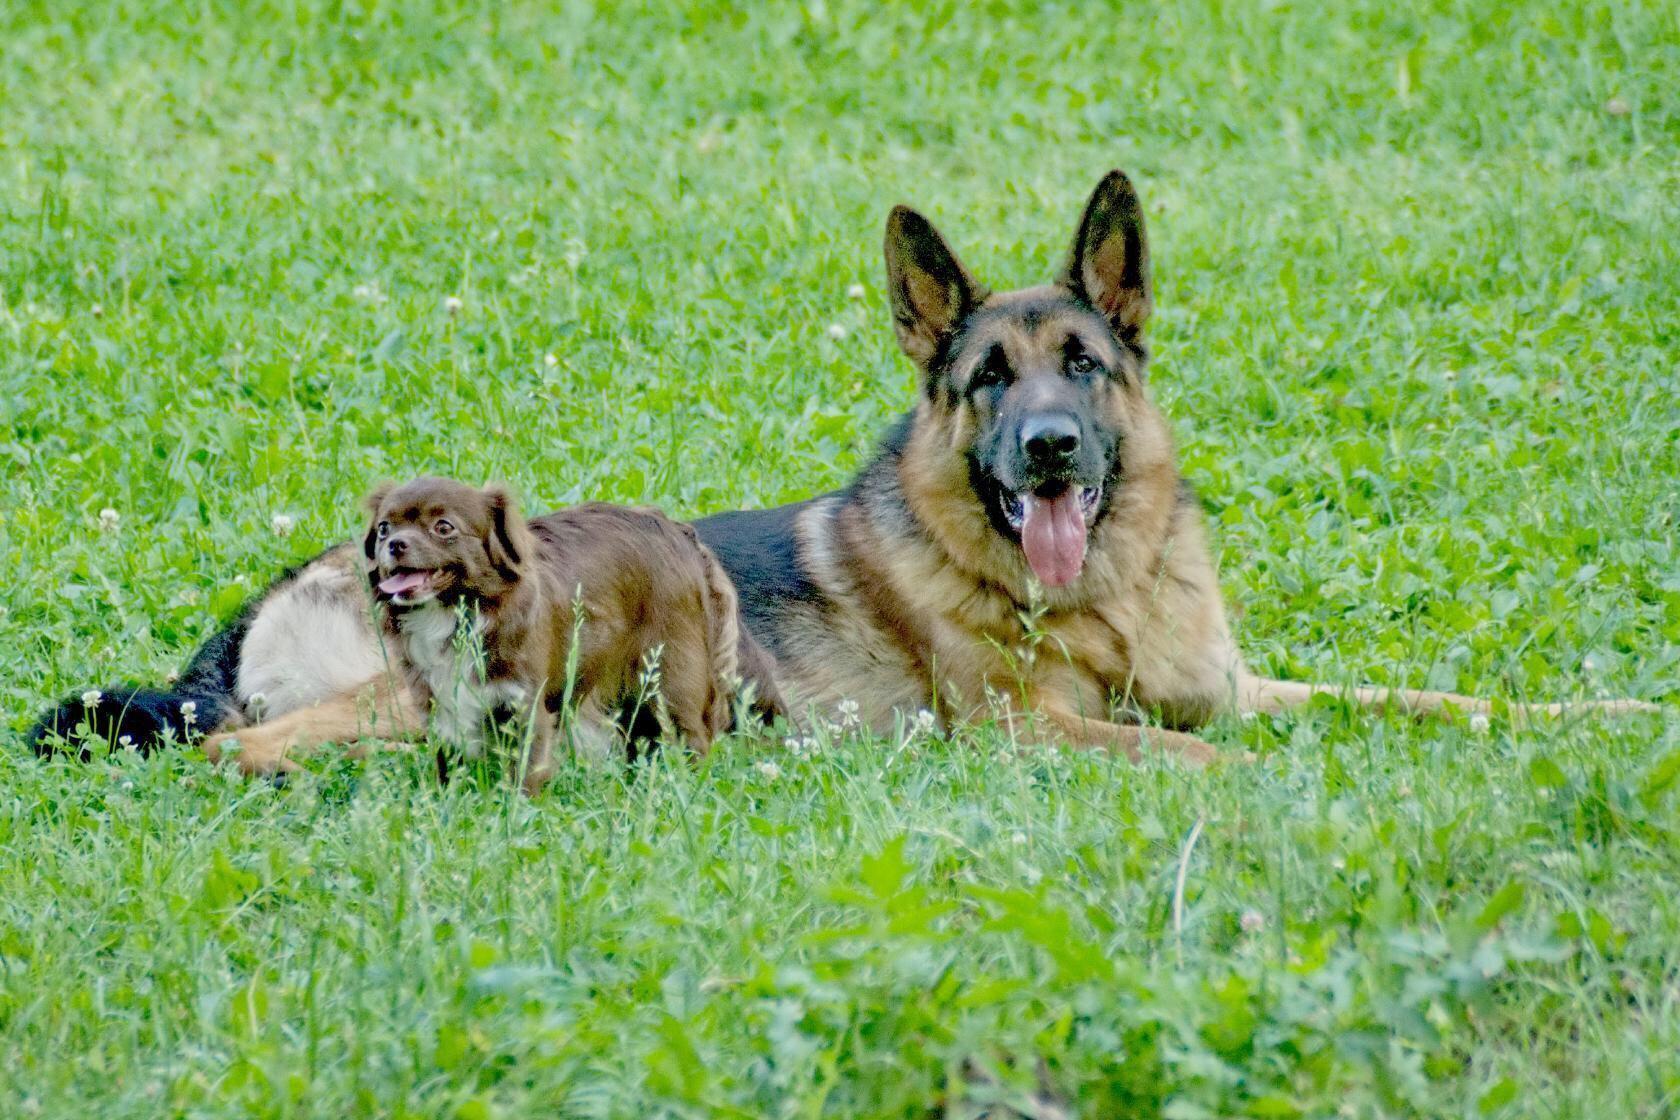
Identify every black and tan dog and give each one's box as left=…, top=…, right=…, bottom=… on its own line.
left=28, top=171, right=1657, bottom=768
left=363, top=477, right=778, bottom=793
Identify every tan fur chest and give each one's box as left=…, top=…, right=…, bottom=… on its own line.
left=921, top=588, right=1134, bottom=722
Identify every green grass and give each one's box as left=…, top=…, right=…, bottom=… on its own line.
left=4, top=0, right=1679, bottom=1115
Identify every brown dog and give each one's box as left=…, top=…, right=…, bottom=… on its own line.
left=364, top=477, right=780, bottom=793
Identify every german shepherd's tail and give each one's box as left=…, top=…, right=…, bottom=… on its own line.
left=1237, top=674, right=1660, bottom=727
left=25, top=622, right=246, bottom=758
left=698, top=542, right=785, bottom=733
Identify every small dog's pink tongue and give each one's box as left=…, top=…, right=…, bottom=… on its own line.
left=378, top=571, right=429, bottom=596
left=1021, top=491, right=1088, bottom=588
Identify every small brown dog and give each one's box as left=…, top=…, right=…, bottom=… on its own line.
left=364, top=477, right=782, bottom=794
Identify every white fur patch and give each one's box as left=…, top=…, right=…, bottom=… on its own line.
left=566, top=706, right=623, bottom=766
left=237, top=559, right=386, bottom=719
left=399, top=605, right=530, bottom=758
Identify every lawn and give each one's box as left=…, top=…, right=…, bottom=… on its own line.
left=3, top=0, right=1679, bottom=1115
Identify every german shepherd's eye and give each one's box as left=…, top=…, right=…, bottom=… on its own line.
left=376, top=521, right=391, bottom=539
left=969, top=347, right=1012, bottom=393
left=1065, top=344, right=1102, bottom=377
left=433, top=519, right=456, bottom=538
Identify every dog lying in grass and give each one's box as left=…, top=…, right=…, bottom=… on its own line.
left=363, top=477, right=781, bottom=794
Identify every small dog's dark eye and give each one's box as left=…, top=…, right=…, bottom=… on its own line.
left=376, top=521, right=390, bottom=538
left=433, top=519, right=456, bottom=537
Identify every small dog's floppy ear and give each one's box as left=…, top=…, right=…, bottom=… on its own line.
left=361, top=483, right=392, bottom=565
left=883, top=205, right=987, bottom=374
left=482, top=484, right=534, bottom=583
left=1063, top=169, right=1153, bottom=343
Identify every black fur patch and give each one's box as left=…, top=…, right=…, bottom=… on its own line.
left=26, top=614, right=249, bottom=757
left=26, top=683, right=233, bottom=760
left=694, top=500, right=823, bottom=658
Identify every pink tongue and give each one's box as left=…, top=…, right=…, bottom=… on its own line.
left=1021, top=491, right=1088, bottom=587
left=378, top=571, right=429, bottom=596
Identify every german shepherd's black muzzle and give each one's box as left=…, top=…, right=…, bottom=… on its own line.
left=1020, top=412, right=1081, bottom=468
left=975, top=390, right=1116, bottom=589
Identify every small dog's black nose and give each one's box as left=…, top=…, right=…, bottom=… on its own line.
left=385, top=536, right=407, bottom=560
left=1020, top=414, right=1081, bottom=463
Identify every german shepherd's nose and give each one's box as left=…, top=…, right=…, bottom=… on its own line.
left=1020, top=413, right=1081, bottom=468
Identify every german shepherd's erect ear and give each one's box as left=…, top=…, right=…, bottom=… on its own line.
left=1063, top=170, right=1153, bottom=347
left=481, top=484, right=535, bottom=583
left=884, top=205, right=989, bottom=371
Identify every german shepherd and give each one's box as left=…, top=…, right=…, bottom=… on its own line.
left=27, top=171, right=1656, bottom=770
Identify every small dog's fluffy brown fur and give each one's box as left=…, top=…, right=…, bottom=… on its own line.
left=364, top=477, right=781, bottom=794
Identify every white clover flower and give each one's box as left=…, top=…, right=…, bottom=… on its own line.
left=444, top=295, right=464, bottom=316
left=1240, top=908, right=1266, bottom=933
left=1469, top=713, right=1491, bottom=734
left=91, top=303, right=103, bottom=317
left=98, top=508, right=120, bottom=533
left=1582, top=654, right=1602, bottom=674
left=756, top=760, right=782, bottom=782
left=247, top=692, right=269, bottom=721
left=81, top=689, right=103, bottom=707
left=846, top=283, right=866, bottom=300
left=911, top=709, right=937, bottom=737
left=1605, top=97, right=1631, bottom=117
left=270, top=513, right=295, bottom=538
left=836, top=698, right=861, bottom=728
left=118, top=735, right=135, bottom=751
left=351, top=282, right=386, bottom=305
left=179, top=700, right=198, bottom=725
left=165, top=671, right=180, bottom=685
left=544, top=353, right=559, bottom=368
left=1011, top=831, right=1028, bottom=846
left=825, top=323, right=847, bottom=340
